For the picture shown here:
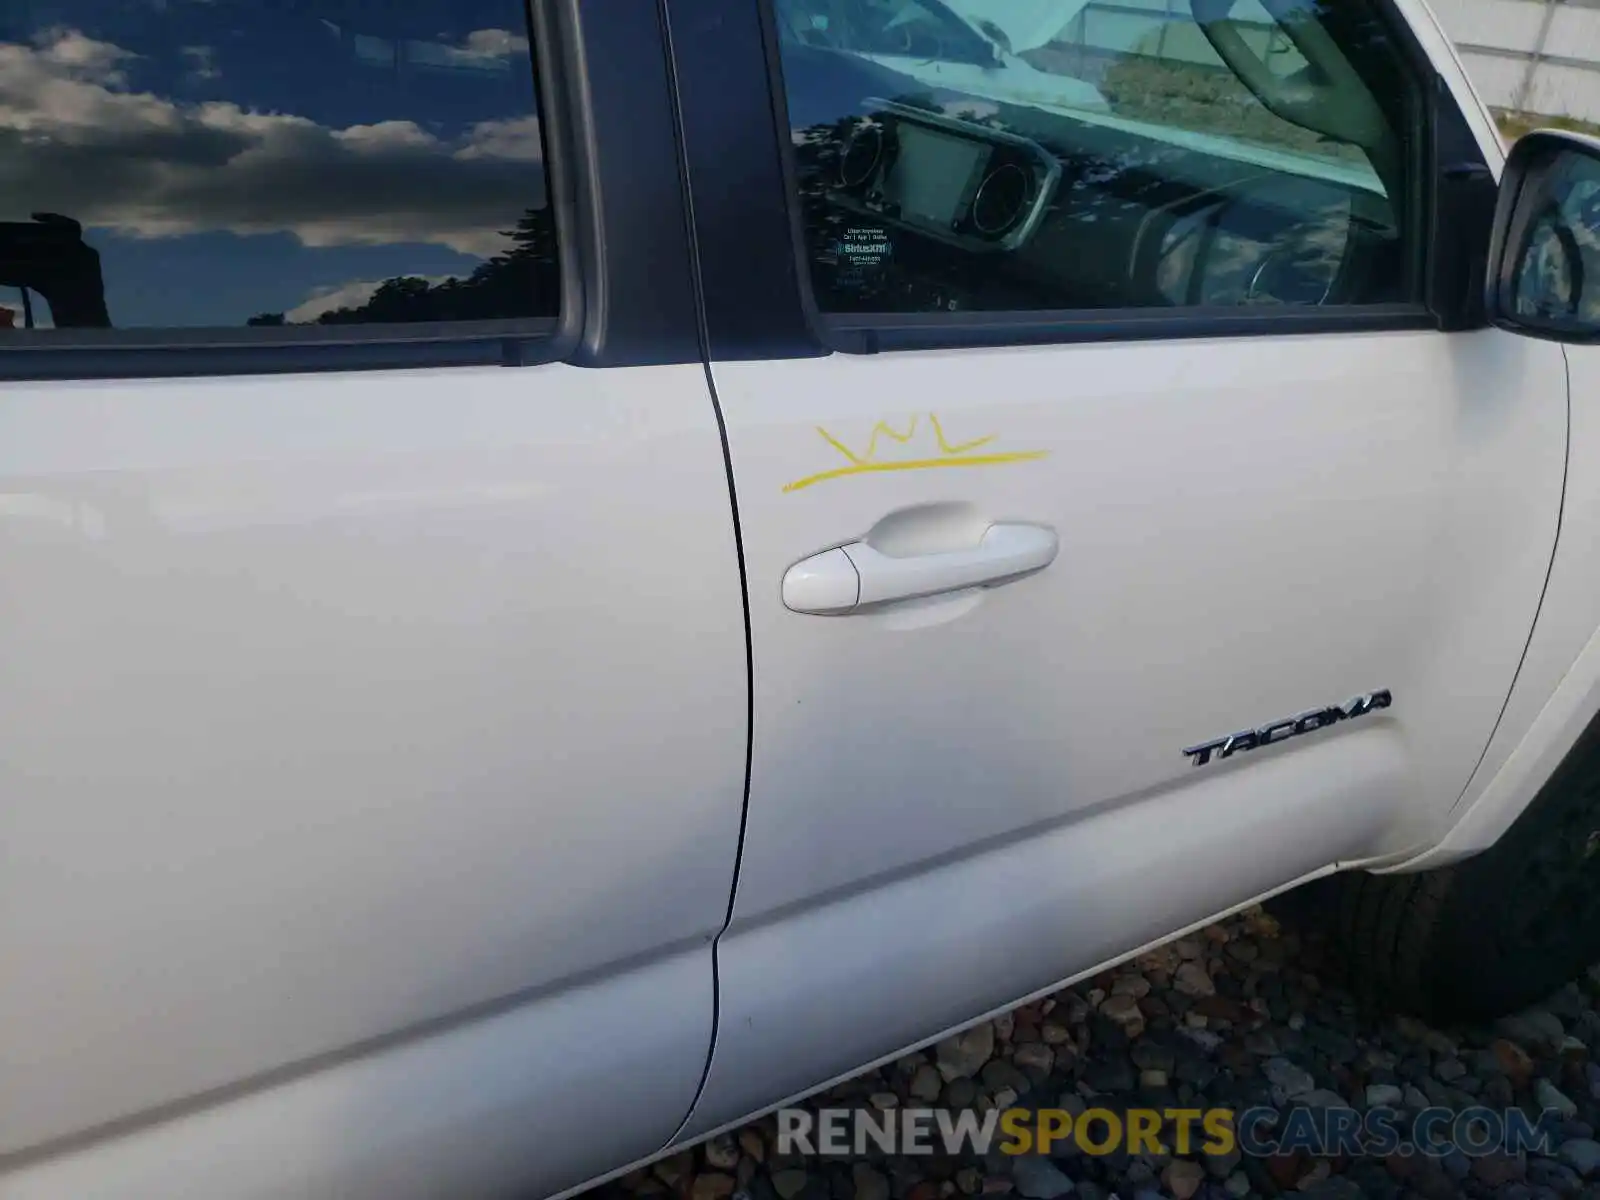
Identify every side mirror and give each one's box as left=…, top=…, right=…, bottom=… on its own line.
left=1488, top=129, right=1600, bottom=342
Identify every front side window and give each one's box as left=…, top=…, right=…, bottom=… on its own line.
left=0, top=0, right=556, bottom=333
left=772, top=0, right=1421, bottom=316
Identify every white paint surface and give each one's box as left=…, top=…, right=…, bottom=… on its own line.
left=0, top=363, right=747, bottom=1195
left=685, top=321, right=1564, bottom=1132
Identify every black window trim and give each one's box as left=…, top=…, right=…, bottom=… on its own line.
left=823, top=303, right=1435, bottom=354
left=749, top=0, right=1493, bottom=355
left=0, top=0, right=587, bottom=381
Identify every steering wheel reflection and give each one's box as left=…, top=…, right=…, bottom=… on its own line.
left=1516, top=207, right=1585, bottom=321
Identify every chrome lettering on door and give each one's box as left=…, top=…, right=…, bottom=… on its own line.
left=1183, top=690, right=1394, bottom=767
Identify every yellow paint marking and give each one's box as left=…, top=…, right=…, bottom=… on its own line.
left=816, top=425, right=873, bottom=466
left=785, top=411, right=1047, bottom=493
left=782, top=451, right=1050, bottom=493
left=818, top=416, right=922, bottom=465
left=927, top=413, right=997, bottom=455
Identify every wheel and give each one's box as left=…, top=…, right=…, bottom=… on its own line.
left=1330, top=735, right=1600, bottom=1021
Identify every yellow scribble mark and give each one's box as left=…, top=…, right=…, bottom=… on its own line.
left=783, top=413, right=1048, bottom=493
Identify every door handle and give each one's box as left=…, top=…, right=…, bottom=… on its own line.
left=782, top=522, right=1058, bottom=615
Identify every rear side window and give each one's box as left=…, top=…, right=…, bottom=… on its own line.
left=770, top=0, right=1423, bottom=318
left=0, top=0, right=556, bottom=334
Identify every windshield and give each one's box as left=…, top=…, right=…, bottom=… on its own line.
left=940, top=0, right=1091, bottom=54
left=773, top=0, right=1001, bottom=66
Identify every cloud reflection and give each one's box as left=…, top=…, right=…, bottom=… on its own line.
left=0, top=26, right=546, bottom=258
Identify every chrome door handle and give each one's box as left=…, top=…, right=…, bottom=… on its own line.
left=782, top=523, right=1058, bottom=615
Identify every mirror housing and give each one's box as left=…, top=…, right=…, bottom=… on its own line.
left=1487, top=128, right=1600, bottom=343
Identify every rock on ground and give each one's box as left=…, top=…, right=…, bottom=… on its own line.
left=936, top=1024, right=997, bottom=1081
left=1012, top=1156, right=1074, bottom=1199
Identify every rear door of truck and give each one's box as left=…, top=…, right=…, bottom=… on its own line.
left=0, top=5, right=746, bottom=1198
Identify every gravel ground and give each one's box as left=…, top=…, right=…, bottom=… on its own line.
left=581, top=906, right=1600, bottom=1200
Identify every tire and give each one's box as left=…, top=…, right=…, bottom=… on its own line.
left=1330, top=731, right=1600, bottom=1022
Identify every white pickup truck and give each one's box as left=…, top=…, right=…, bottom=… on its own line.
left=5, top=0, right=1600, bottom=1196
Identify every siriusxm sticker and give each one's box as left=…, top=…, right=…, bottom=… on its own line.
left=834, top=225, right=893, bottom=292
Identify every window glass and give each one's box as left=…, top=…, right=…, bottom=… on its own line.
left=0, top=0, right=556, bottom=332
left=773, top=0, right=1419, bottom=316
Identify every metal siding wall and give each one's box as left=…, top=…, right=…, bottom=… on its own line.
left=1459, top=50, right=1530, bottom=107
left=1549, top=3, right=1600, bottom=59
left=1529, top=58, right=1600, bottom=111
left=1434, top=0, right=1547, bottom=51
left=1428, top=0, right=1600, bottom=122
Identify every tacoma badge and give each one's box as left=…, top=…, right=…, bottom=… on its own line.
left=1183, top=690, right=1393, bottom=767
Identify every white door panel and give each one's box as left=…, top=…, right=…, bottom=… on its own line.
left=678, top=722, right=1403, bottom=1141
left=682, top=327, right=1564, bottom=1135
left=718, top=331, right=1563, bottom=930
left=0, top=363, right=745, bottom=1180
left=4, top=950, right=711, bottom=1200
